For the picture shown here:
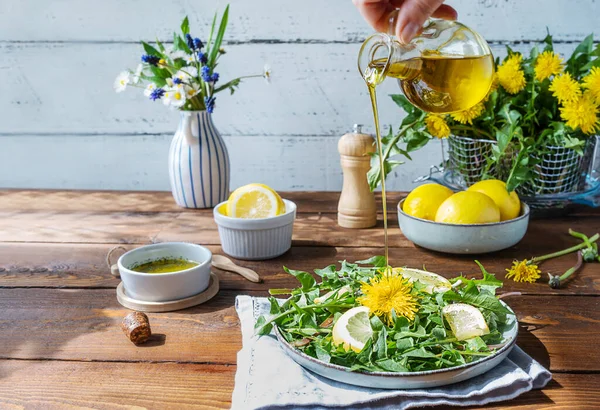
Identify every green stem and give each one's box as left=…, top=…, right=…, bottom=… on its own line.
left=548, top=251, right=583, bottom=289
left=505, top=145, right=525, bottom=190
left=449, top=125, right=494, bottom=139
left=268, top=288, right=294, bottom=295
left=531, top=233, right=599, bottom=264
left=256, top=302, right=355, bottom=334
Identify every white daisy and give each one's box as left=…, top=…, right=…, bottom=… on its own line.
left=114, top=71, right=131, bottom=93
left=184, top=83, right=200, bottom=99
left=263, top=64, right=272, bottom=84
left=169, top=48, right=188, bottom=61
left=132, top=64, right=143, bottom=84
left=163, top=88, right=187, bottom=108
left=183, top=65, right=198, bottom=77
left=186, top=54, right=196, bottom=64
left=143, top=83, right=157, bottom=97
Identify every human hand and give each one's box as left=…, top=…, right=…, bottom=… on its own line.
left=353, top=0, right=457, bottom=44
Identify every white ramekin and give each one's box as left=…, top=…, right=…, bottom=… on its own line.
left=213, top=199, right=297, bottom=260
left=117, top=242, right=212, bottom=302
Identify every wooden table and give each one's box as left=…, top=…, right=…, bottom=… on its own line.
left=0, top=190, right=599, bottom=409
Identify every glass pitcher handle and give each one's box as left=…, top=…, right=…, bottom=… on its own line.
left=387, top=9, right=400, bottom=36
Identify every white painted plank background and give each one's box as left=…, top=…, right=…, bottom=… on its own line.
left=0, top=0, right=598, bottom=191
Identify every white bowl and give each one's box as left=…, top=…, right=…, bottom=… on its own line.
left=397, top=199, right=530, bottom=254
left=117, top=242, right=212, bottom=302
left=213, top=199, right=296, bottom=260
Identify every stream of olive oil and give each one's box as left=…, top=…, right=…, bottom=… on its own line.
left=367, top=84, right=390, bottom=266
left=364, top=54, right=494, bottom=267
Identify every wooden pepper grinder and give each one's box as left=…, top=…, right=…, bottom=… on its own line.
left=337, top=124, right=377, bottom=228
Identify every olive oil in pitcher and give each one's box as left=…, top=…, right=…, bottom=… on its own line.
left=358, top=20, right=494, bottom=268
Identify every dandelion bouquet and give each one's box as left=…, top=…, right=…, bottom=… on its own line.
left=255, top=258, right=515, bottom=373
left=371, top=34, right=600, bottom=192
left=114, top=6, right=268, bottom=113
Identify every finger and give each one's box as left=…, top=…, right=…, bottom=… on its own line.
left=353, top=0, right=395, bottom=33
left=431, top=4, right=458, bottom=20
left=394, top=0, right=446, bottom=43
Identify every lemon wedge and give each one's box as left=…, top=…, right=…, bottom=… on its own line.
left=332, top=306, right=372, bottom=353
left=442, top=303, right=490, bottom=341
left=226, top=183, right=285, bottom=218
left=392, top=268, right=451, bottom=294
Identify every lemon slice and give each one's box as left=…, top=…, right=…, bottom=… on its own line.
left=442, top=303, right=490, bottom=341
left=314, top=285, right=352, bottom=304
left=332, top=306, right=372, bottom=353
left=226, top=183, right=285, bottom=218
left=392, top=268, right=451, bottom=294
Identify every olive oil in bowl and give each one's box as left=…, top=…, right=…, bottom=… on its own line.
left=131, top=258, right=199, bottom=274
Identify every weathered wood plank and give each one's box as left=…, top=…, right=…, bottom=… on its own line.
left=2, top=189, right=596, bottom=216
left=0, top=136, right=445, bottom=193
left=0, top=203, right=598, bottom=256
left=2, top=242, right=599, bottom=296
left=0, top=189, right=352, bottom=213
left=0, top=43, right=580, bottom=137
left=0, top=288, right=598, bottom=372
left=0, top=361, right=596, bottom=409
left=0, top=360, right=233, bottom=409
left=0, top=0, right=597, bottom=43
left=0, top=289, right=242, bottom=365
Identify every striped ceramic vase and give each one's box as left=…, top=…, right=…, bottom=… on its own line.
left=169, top=111, right=230, bottom=208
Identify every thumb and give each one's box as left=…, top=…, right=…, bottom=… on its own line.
left=394, top=0, right=446, bottom=43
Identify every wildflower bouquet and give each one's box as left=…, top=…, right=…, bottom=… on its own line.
left=370, top=34, right=600, bottom=192
left=114, top=6, right=267, bottom=113
left=255, top=259, right=514, bottom=372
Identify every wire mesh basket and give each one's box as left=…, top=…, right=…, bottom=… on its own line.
left=424, top=135, right=600, bottom=216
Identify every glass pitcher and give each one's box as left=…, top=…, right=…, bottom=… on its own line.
left=358, top=19, right=494, bottom=114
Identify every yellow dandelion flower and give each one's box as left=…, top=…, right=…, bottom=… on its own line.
left=506, top=260, right=541, bottom=283
left=534, top=51, right=564, bottom=81
left=560, top=92, right=600, bottom=135
left=582, top=67, right=600, bottom=104
left=358, top=274, right=419, bottom=325
left=451, top=103, right=485, bottom=125
left=549, top=73, right=581, bottom=104
left=497, top=54, right=526, bottom=94
left=425, top=114, right=450, bottom=139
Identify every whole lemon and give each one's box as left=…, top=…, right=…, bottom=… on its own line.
left=403, top=183, right=454, bottom=220
left=467, top=180, right=520, bottom=221
left=435, top=191, right=501, bottom=224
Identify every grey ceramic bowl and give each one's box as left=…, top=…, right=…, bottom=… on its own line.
left=276, top=302, right=517, bottom=389
left=397, top=199, right=530, bottom=254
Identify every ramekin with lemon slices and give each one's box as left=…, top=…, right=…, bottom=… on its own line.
left=213, top=183, right=296, bottom=260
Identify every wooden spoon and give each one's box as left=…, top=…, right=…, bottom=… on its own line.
left=212, top=255, right=261, bottom=283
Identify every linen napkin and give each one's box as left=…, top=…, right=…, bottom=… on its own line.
left=232, top=295, right=551, bottom=410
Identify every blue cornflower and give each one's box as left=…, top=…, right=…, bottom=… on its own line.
left=210, top=72, right=219, bottom=83
left=198, top=52, right=208, bottom=65
left=204, top=96, right=216, bottom=113
left=141, top=54, right=160, bottom=66
left=149, top=88, right=165, bottom=101
left=173, top=77, right=183, bottom=85
left=185, top=34, right=204, bottom=51
left=185, top=34, right=194, bottom=50
left=201, top=66, right=212, bottom=82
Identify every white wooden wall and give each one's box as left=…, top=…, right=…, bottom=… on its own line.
left=0, top=0, right=598, bottom=191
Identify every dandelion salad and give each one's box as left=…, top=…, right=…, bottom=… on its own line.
left=255, top=258, right=515, bottom=373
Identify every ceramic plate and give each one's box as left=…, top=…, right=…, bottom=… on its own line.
left=275, top=302, right=518, bottom=389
